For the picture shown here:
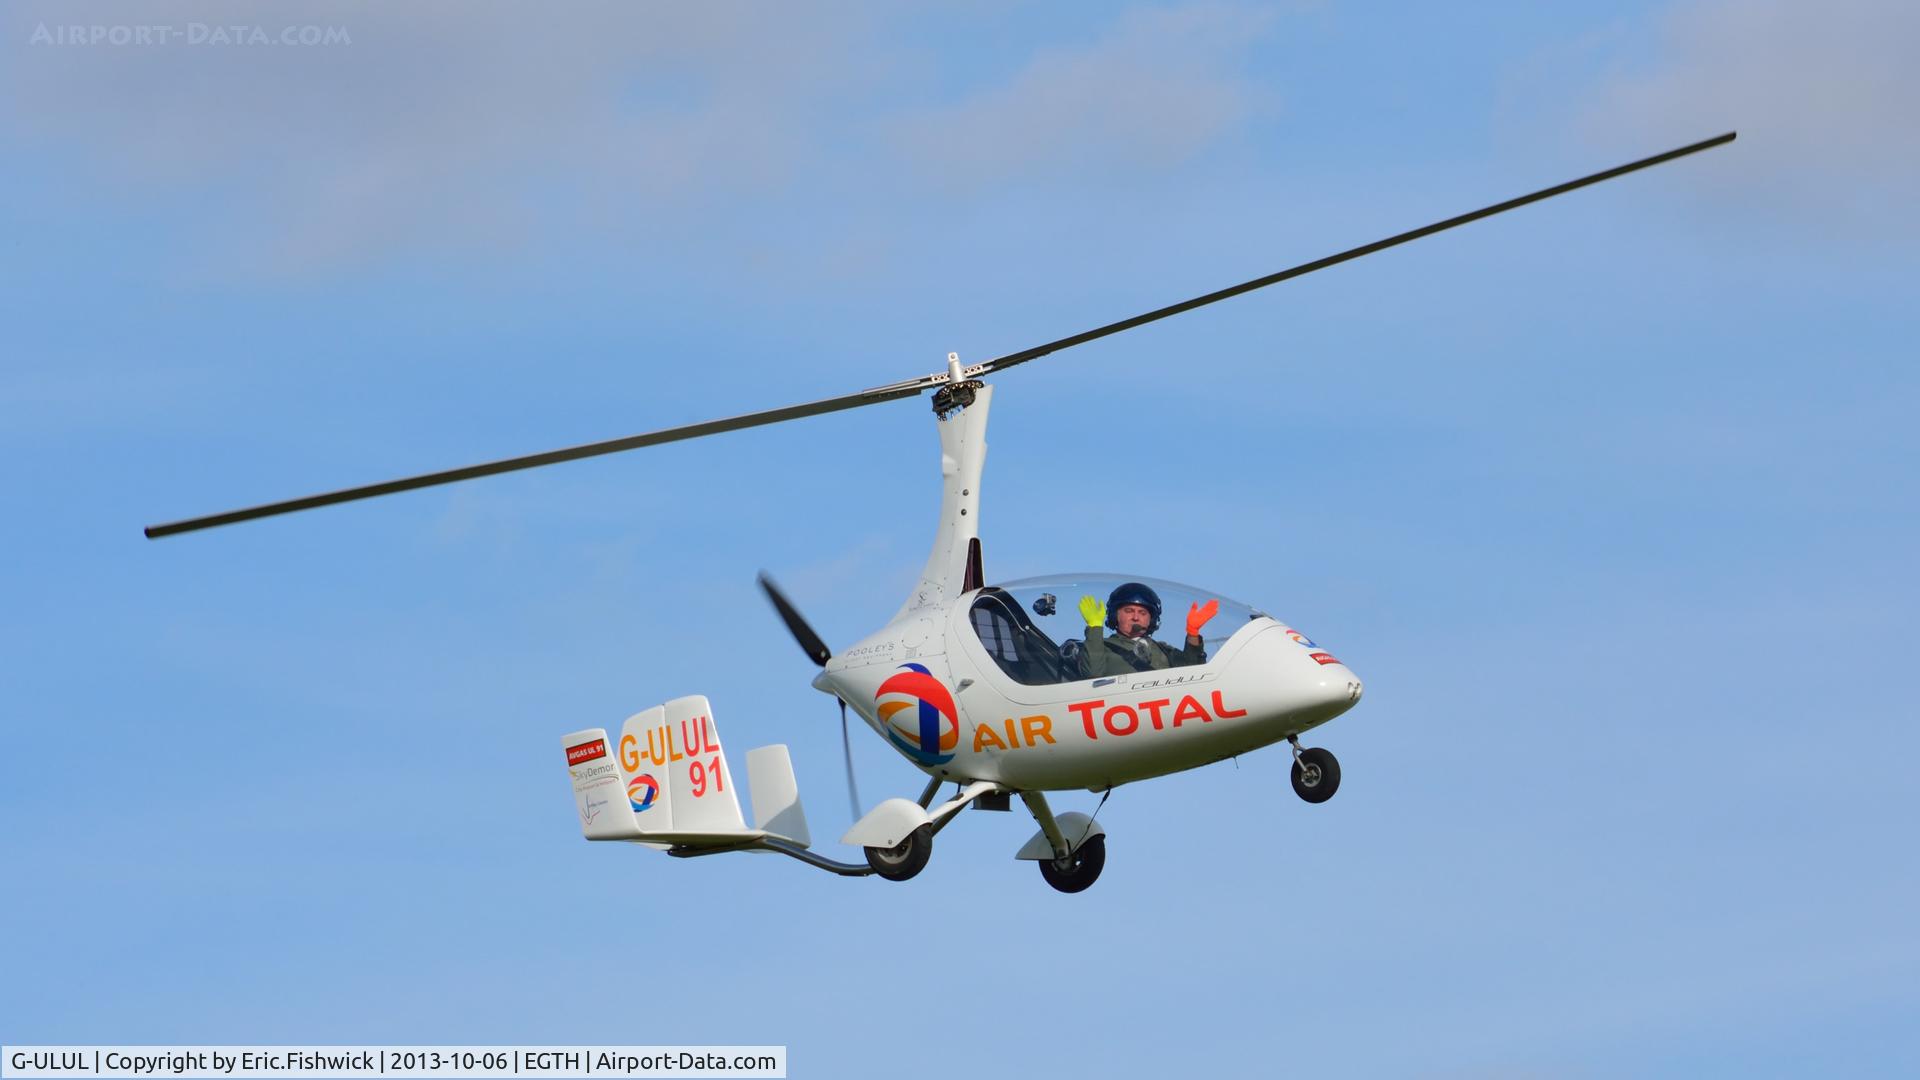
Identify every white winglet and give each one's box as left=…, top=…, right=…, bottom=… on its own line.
left=746, top=744, right=811, bottom=847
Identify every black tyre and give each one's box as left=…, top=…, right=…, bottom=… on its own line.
left=865, top=825, right=933, bottom=882
left=1038, top=834, right=1106, bottom=894
left=1290, top=746, right=1341, bottom=804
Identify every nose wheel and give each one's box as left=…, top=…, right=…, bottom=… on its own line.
left=1039, top=834, right=1106, bottom=893
left=1289, top=737, right=1340, bottom=804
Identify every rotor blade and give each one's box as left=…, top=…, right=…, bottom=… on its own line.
left=839, top=698, right=863, bottom=822
left=758, top=572, right=832, bottom=667
left=146, top=134, right=1733, bottom=540
left=143, top=380, right=932, bottom=539
left=975, top=131, right=1736, bottom=377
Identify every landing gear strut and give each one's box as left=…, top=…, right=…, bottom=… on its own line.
left=1289, top=736, right=1341, bottom=804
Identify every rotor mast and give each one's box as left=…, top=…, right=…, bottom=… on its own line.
left=896, top=354, right=991, bottom=620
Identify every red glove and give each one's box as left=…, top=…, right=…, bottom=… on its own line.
left=1186, top=599, right=1219, bottom=637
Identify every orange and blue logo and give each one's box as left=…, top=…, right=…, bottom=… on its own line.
left=627, top=773, right=660, bottom=813
left=875, top=662, right=959, bottom=766
left=1287, top=626, right=1340, bottom=666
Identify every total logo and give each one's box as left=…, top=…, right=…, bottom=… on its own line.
left=875, top=662, right=959, bottom=766
left=1286, top=626, right=1341, bottom=667
left=627, top=773, right=660, bottom=813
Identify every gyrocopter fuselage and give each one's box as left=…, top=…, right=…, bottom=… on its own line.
left=147, top=134, right=1736, bottom=893
left=561, top=374, right=1362, bottom=893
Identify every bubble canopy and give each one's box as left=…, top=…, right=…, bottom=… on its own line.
left=966, top=574, right=1266, bottom=687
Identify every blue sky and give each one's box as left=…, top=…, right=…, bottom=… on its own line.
left=3, top=2, right=1915, bottom=1076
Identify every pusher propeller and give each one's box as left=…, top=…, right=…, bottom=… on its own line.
left=837, top=698, right=863, bottom=825
left=144, top=132, right=1734, bottom=540
left=758, top=572, right=863, bottom=820
left=758, top=572, right=832, bottom=667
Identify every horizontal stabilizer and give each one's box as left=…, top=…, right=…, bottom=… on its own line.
left=563, top=706, right=884, bottom=875
left=638, top=828, right=770, bottom=849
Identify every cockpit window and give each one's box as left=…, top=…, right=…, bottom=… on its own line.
left=968, top=574, right=1263, bottom=686
left=969, top=589, right=1071, bottom=685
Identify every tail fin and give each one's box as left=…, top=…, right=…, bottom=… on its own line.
left=614, top=695, right=746, bottom=834
left=564, top=696, right=748, bottom=841
left=562, top=728, right=644, bottom=841
left=564, top=697, right=815, bottom=849
left=652, top=695, right=745, bottom=832
left=616, top=705, right=674, bottom=830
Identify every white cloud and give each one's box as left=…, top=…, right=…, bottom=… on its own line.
left=1, top=2, right=1293, bottom=272
left=892, top=4, right=1282, bottom=189
left=1573, top=0, right=1920, bottom=229
left=0, top=1, right=892, bottom=269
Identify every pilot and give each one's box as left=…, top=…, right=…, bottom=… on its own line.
left=1078, top=582, right=1218, bottom=677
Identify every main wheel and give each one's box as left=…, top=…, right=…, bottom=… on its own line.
left=1290, top=746, right=1341, bottom=804
left=1038, top=834, right=1106, bottom=894
left=865, top=825, right=933, bottom=882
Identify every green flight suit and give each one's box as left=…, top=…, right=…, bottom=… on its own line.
left=1080, top=626, right=1206, bottom=678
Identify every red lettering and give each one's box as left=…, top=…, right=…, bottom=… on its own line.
left=1068, top=700, right=1103, bottom=740
left=1210, top=691, right=1247, bottom=719
left=1103, top=705, right=1139, bottom=737
left=1173, top=695, right=1210, bottom=726
left=1139, top=699, right=1171, bottom=730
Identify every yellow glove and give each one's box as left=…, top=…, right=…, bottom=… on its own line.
left=1078, top=594, right=1106, bottom=628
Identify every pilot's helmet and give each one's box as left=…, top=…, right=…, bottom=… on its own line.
left=1106, top=581, right=1162, bottom=634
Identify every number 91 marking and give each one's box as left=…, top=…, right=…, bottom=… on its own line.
left=688, top=754, right=724, bottom=797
